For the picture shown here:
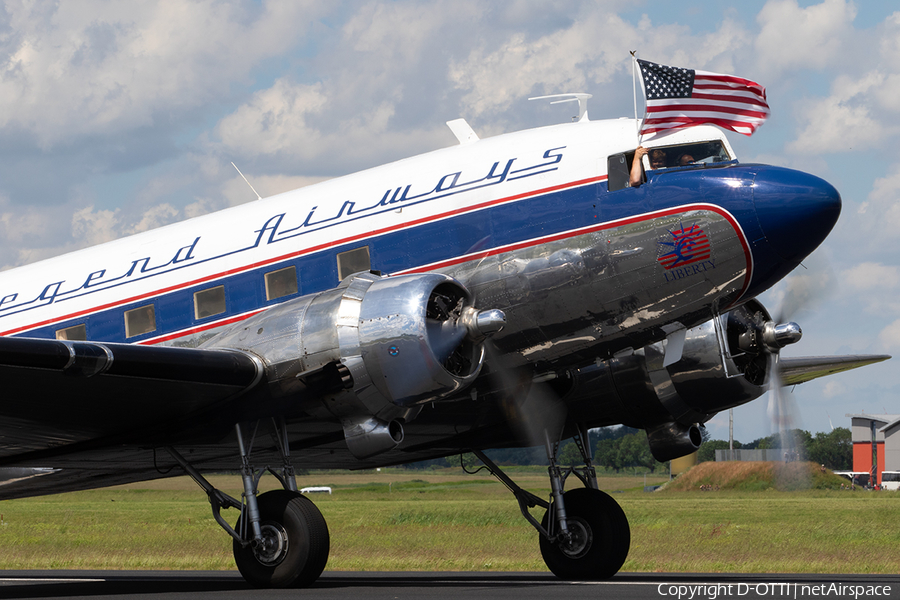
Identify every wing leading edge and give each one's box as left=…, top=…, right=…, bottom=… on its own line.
left=0, top=337, right=263, bottom=461
left=779, top=354, right=891, bottom=386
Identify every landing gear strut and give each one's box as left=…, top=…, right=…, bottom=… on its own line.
left=473, top=424, right=630, bottom=580
left=166, top=419, right=330, bottom=588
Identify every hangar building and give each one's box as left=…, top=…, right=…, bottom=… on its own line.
left=846, top=413, right=900, bottom=485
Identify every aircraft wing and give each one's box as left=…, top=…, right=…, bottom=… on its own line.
left=779, top=354, right=891, bottom=386
left=0, top=336, right=263, bottom=461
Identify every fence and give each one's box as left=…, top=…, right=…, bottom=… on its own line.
left=715, top=448, right=802, bottom=462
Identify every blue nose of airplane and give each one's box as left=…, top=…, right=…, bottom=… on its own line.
left=752, top=166, right=842, bottom=262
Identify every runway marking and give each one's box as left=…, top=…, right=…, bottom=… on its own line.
left=0, top=578, right=105, bottom=583
left=397, top=579, right=662, bottom=586
left=574, top=581, right=669, bottom=585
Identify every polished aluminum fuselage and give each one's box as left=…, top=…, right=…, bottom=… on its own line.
left=444, top=202, right=748, bottom=368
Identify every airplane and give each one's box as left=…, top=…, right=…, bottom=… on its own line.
left=0, top=94, right=889, bottom=588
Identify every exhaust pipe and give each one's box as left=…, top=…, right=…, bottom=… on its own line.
left=646, top=422, right=702, bottom=462
left=342, top=416, right=404, bottom=459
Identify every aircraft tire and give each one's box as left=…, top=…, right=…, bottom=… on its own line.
left=233, top=490, right=330, bottom=588
left=539, top=487, right=630, bottom=580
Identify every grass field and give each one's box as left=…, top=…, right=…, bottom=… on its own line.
left=0, top=467, right=898, bottom=574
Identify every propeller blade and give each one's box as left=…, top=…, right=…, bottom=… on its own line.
left=426, top=319, right=468, bottom=364
left=765, top=351, right=809, bottom=488
left=484, top=341, right=567, bottom=449
left=766, top=352, right=791, bottom=433
left=770, top=253, right=834, bottom=323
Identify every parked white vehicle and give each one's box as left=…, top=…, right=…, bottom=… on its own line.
left=880, top=471, right=900, bottom=491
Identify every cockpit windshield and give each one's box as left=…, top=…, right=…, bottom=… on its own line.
left=606, top=140, right=733, bottom=192
left=645, top=141, right=731, bottom=168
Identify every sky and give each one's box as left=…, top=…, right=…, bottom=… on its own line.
left=0, top=0, right=897, bottom=444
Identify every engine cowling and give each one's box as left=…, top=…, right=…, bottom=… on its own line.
left=558, top=300, right=775, bottom=461
left=206, top=271, right=505, bottom=458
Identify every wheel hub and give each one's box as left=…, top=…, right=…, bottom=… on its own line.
left=253, top=521, right=290, bottom=567
left=558, top=517, right=592, bottom=559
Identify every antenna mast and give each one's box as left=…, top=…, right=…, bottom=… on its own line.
left=231, top=162, right=263, bottom=201
left=528, top=93, right=592, bottom=122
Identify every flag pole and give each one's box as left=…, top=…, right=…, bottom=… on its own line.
left=630, top=51, right=640, bottom=143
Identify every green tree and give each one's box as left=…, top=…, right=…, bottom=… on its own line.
left=459, top=453, right=480, bottom=469
left=557, top=441, right=583, bottom=465
left=594, top=431, right=664, bottom=473
left=594, top=438, right=622, bottom=473
left=807, top=427, right=852, bottom=470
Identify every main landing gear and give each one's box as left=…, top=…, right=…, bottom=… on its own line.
left=472, top=424, right=630, bottom=580
left=166, top=420, right=329, bottom=588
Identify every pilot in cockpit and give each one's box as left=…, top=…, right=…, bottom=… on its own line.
left=677, top=153, right=695, bottom=166
left=629, top=146, right=667, bottom=188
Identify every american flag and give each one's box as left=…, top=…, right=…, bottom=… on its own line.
left=638, top=59, right=769, bottom=137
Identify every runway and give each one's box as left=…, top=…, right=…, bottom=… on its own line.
left=1, top=571, right=898, bottom=600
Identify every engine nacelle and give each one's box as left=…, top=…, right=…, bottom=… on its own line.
left=559, top=301, right=773, bottom=461
left=207, top=271, right=503, bottom=458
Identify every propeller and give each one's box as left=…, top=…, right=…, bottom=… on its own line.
left=732, top=309, right=803, bottom=438
left=732, top=257, right=835, bottom=485
left=726, top=299, right=806, bottom=485
left=765, top=258, right=834, bottom=438
left=483, top=340, right=568, bottom=453
left=457, top=235, right=569, bottom=451
left=424, top=283, right=506, bottom=374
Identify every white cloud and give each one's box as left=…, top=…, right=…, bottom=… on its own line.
left=71, top=205, right=119, bottom=246
left=822, top=380, right=847, bottom=399
left=877, top=318, right=900, bottom=351
left=754, top=0, right=857, bottom=74
left=0, top=1, right=321, bottom=148
left=846, top=166, right=900, bottom=256
left=877, top=11, right=900, bottom=66
left=213, top=76, right=449, bottom=174
left=841, top=262, right=900, bottom=291
left=786, top=72, right=890, bottom=154
left=125, top=203, right=179, bottom=235
left=216, top=80, right=329, bottom=158
left=447, top=10, right=755, bottom=121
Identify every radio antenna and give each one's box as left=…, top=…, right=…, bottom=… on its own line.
left=231, top=162, right=262, bottom=201
left=528, top=93, right=592, bottom=122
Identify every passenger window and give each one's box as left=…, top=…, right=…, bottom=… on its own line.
left=336, top=246, right=371, bottom=281
left=194, top=286, right=226, bottom=319
left=265, top=266, right=298, bottom=301
left=125, top=305, right=156, bottom=338
left=56, top=324, right=86, bottom=341
left=607, top=153, right=632, bottom=192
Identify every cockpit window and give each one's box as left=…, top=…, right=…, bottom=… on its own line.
left=646, top=141, right=731, bottom=169
left=606, top=140, right=732, bottom=192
